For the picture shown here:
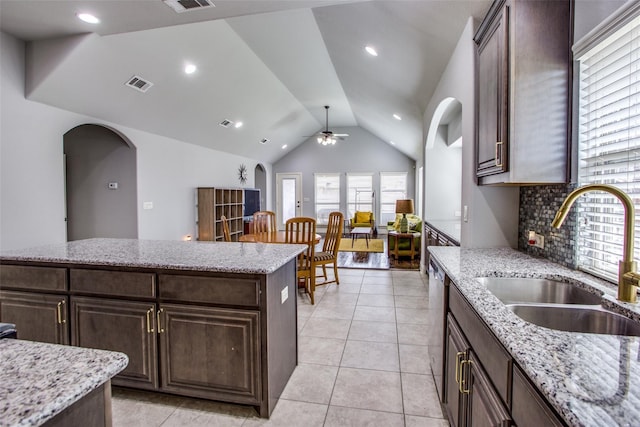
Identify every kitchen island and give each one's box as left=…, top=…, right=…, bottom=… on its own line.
left=0, top=339, right=128, bottom=427
left=429, top=246, right=640, bottom=426
left=0, top=238, right=306, bottom=418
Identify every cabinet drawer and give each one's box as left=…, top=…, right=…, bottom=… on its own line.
left=70, top=269, right=156, bottom=298
left=0, top=265, right=67, bottom=291
left=450, top=284, right=511, bottom=403
left=512, top=365, right=564, bottom=427
left=159, top=275, right=260, bottom=307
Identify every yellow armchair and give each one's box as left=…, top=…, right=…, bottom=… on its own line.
left=350, top=211, right=375, bottom=230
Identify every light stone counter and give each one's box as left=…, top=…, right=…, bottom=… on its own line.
left=0, top=339, right=128, bottom=427
left=428, top=246, right=640, bottom=427
left=0, top=238, right=306, bottom=274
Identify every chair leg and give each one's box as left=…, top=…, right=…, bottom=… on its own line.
left=309, top=273, right=315, bottom=305
left=333, top=262, right=340, bottom=285
left=322, top=265, right=328, bottom=280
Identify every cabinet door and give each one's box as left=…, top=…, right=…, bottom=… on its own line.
left=71, top=297, right=158, bottom=389
left=444, top=314, right=469, bottom=427
left=465, top=351, right=512, bottom=427
left=0, top=290, right=68, bottom=344
left=159, top=304, right=261, bottom=405
left=476, top=3, right=509, bottom=178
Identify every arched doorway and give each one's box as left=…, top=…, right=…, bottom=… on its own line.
left=64, top=124, right=138, bottom=241
left=254, top=163, right=267, bottom=211
left=424, top=98, right=462, bottom=221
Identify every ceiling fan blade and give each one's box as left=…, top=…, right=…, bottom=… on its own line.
left=333, top=133, right=349, bottom=137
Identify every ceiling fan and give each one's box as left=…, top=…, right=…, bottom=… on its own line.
left=316, top=105, right=349, bottom=146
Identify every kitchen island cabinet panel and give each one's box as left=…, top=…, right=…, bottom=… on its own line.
left=0, top=264, right=67, bottom=291
left=159, top=304, right=260, bottom=404
left=70, top=268, right=156, bottom=298
left=0, top=290, right=69, bottom=344
left=71, top=296, right=159, bottom=389
left=159, top=274, right=259, bottom=307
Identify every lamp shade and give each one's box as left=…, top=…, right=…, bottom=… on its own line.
left=395, top=199, right=414, bottom=214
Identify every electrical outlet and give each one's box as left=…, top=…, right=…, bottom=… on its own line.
left=534, top=234, right=544, bottom=249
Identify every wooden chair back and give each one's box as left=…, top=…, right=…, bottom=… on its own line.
left=253, top=211, right=276, bottom=233
left=323, top=212, right=343, bottom=254
left=220, top=215, right=232, bottom=242
left=285, top=217, right=317, bottom=304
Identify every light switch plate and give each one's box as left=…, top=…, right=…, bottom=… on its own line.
left=143, top=201, right=153, bottom=210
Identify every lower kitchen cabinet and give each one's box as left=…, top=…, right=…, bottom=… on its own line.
left=445, top=314, right=511, bottom=427
left=159, top=304, right=260, bottom=404
left=0, top=290, right=69, bottom=344
left=70, top=297, right=159, bottom=389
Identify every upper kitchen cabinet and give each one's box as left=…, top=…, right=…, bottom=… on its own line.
left=474, top=0, right=572, bottom=185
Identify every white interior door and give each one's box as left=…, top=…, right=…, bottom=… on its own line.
left=276, top=173, right=302, bottom=229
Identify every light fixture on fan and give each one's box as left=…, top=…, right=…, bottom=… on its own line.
left=317, top=134, right=337, bottom=145
left=316, top=105, right=348, bottom=146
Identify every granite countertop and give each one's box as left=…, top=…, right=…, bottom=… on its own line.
left=424, top=219, right=461, bottom=245
left=0, top=238, right=307, bottom=274
left=0, top=339, right=128, bottom=427
left=428, top=246, right=640, bottom=427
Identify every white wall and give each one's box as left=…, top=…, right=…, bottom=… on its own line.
left=425, top=124, right=462, bottom=220
left=1, top=31, right=270, bottom=251
left=274, top=126, right=416, bottom=224
left=422, top=18, right=520, bottom=251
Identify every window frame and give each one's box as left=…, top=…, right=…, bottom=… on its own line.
left=314, top=173, right=341, bottom=226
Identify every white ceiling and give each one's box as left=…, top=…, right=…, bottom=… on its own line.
left=1, top=0, right=491, bottom=163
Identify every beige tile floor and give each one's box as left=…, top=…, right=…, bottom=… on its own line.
left=112, top=268, right=449, bottom=427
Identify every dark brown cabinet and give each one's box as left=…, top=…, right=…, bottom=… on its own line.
left=159, top=304, right=260, bottom=404
left=0, top=290, right=69, bottom=344
left=474, top=0, right=572, bottom=185
left=445, top=315, right=511, bottom=427
left=70, top=297, right=159, bottom=389
left=476, top=2, right=509, bottom=178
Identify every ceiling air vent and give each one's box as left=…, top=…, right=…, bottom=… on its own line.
left=125, top=75, right=153, bottom=93
left=219, top=119, right=233, bottom=128
left=163, top=0, right=215, bottom=13
left=260, top=138, right=270, bottom=144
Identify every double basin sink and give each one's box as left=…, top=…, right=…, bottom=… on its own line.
left=476, top=277, right=640, bottom=336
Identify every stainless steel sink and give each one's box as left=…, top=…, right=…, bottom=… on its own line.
left=507, top=304, right=640, bottom=336
left=477, top=277, right=602, bottom=305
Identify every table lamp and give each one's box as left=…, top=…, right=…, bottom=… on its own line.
left=395, top=199, right=414, bottom=233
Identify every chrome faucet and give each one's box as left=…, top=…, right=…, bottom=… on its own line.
left=551, top=184, right=640, bottom=303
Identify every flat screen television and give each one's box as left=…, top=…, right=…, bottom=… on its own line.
left=244, top=189, right=261, bottom=218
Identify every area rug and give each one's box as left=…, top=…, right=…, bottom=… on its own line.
left=338, top=238, right=384, bottom=253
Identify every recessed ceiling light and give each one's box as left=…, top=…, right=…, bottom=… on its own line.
left=184, top=64, right=197, bottom=74
left=393, top=114, right=402, bottom=120
left=390, top=141, right=396, bottom=145
left=365, top=45, right=378, bottom=57
left=77, top=13, right=100, bottom=24
left=234, top=121, right=243, bottom=129
left=282, top=145, right=288, bottom=149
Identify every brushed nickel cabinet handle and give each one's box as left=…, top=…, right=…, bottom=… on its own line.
left=146, top=308, right=154, bottom=333
left=460, top=359, right=473, bottom=394
left=157, top=308, right=165, bottom=333
left=56, top=300, right=66, bottom=324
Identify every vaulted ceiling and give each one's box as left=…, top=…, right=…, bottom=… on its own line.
left=1, top=0, right=491, bottom=163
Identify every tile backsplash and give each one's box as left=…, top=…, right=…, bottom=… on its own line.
left=519, top=184, right=577, bottom=269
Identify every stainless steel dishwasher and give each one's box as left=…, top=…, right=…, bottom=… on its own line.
left=427, top=257, right=448, bottom=402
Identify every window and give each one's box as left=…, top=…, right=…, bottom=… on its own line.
left=347, top=174, right=373, bottom=219
left=576, top=7, right=640, bottom=281
left=380, top=172, right=407, bottom=224
left=314, top=173, right=340, bottom=225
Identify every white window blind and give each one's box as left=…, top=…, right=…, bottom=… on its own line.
left=380, top=172, right=407, bottom=225
left=314, top=173, right=340, bottom=225
left=347, top=174, right=373, bottom=219
left=577, top=12, right=640, bottom=282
